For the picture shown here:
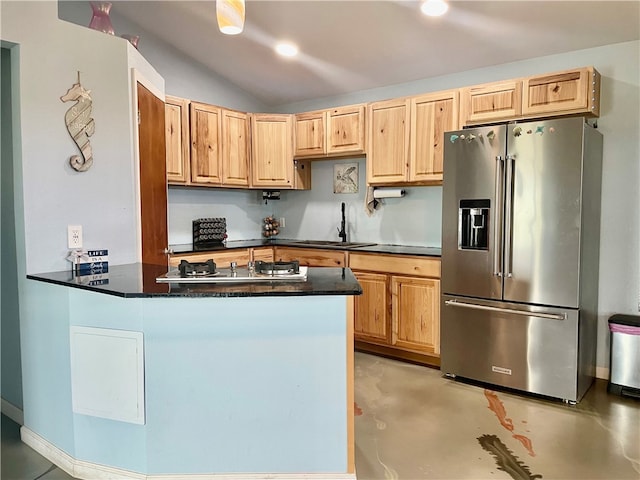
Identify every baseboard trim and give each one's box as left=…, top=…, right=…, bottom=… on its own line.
left=1, top=398, right=24, bottom=425
left=21, top=426, right=356, bottom=480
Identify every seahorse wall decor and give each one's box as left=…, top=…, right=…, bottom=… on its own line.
left=60, top=72, right=95, bottom=172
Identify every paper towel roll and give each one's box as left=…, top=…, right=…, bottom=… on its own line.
left=373, top=188, right=405, bottom=199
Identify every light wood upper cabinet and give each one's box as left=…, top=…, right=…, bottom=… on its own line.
left=295, top=110, right=326, bottom=157
left=460, top=80, right=523, bottom=126
left=220, top=109, right=250, bottom=187
left=368, top=92, right=456, bottom=186
left=409, top=90, right=459, bottom=182
left=522, top=66, right=600, bottom=117
left=251, top=113, right=295, bottom=188
left=327, top=104, right=366, bottom=156
left=165, top=96, right=190, bottom=185
left=367, top=98, right=410, bottom=184
left=190, top=102, right=222, bottom=184
left=294, top=104, right=366, bottom=159
left=460, top=66, right=601, bottom=126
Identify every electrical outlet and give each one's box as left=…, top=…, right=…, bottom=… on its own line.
left=279, top=217, right=285, bottom=228
left=68, top=225, right=83, bottom=249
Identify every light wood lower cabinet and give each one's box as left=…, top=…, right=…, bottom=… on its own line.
left=391, top=275, right=440, bottom=356
left=274, top=247, right=346, bottom=267
left=251, top=247, right=274, bottom=263
left=353, top=271, right=390, bottom=344
left=169, top=249, right=251, bottom=268
left=350, top=252, right=441, bottom=366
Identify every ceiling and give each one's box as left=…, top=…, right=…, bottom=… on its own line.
left=112, top=1, right=640, bottom=107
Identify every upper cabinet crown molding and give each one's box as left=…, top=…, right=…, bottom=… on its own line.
left=294, top=104, right=366, bottom=159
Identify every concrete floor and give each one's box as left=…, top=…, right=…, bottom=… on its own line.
left=2, top=352, right=639, bottom=479
left=354, top=352, right=640, bottom=480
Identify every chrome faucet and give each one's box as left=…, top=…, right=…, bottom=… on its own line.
left=337, top=202, right=347, bottom=243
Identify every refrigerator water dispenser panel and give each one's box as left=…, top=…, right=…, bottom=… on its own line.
left=459, top=199, right=490, bottom=250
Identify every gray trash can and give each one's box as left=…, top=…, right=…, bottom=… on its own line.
left=608, top=314, right=640, bottom=398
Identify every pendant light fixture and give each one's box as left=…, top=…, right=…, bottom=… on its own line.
left=421, top=0, right=449, bottom=17
left=217, top=0, right=245, bottom=35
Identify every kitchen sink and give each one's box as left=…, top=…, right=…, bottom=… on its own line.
left=287, top=240, right=377, bottom=248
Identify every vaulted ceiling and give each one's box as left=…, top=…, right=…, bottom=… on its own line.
left=107, top=1, right=640, bottom=106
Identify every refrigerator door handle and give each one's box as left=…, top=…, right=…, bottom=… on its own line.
left=504, top=154, right=516, bottom=278
left=444, top=299, right=567, bottom=321
left=494, top=155, right=505, bottom=277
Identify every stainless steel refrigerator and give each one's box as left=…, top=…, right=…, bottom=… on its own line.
left=441, top=117, right=603, bottom=403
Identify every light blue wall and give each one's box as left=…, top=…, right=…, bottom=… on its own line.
left=1, top=46, right=23, bottom=411
left=25, top=284, right=348, bottom=475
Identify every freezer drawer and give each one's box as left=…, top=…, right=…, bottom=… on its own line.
left=441, top=295, right=583, bottom=402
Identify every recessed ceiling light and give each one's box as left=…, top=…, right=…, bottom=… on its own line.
left=421, top=0, right=449, bottom=17
left=275, top=42, right=299, bottom=58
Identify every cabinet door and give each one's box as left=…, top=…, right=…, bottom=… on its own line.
left=251, top=114, right=294, bottom=188
left=367, top=98, right=410, bottom=184
left=294, top=111, right=326, bottom=158
left=523, top=66, right=600, bottom=117
left=353, top=271, right=391, bottom=344
left=190, top=102, right=222, bottom=184
left=460, top=80, right=522, bottom=126
left=221, top=109, right=250, bottom=186
left=165, top=96, right=190, bottom=184
left=327, top=104, right=366, bottom=156
left=169, top=249, right=251, bottom=268
left=410, top=90, right=458, bottom=182
left=391, top=276, right=440, bottom=355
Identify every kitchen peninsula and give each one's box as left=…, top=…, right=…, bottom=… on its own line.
left=24, top=264, right=361, bottom=479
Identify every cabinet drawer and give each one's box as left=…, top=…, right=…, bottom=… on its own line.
left=251, top=247, right=274, bottom=263
left=349, top=253, right=440, bottom=278
left=274, top=247, right=345, bottom=267
left=169, top=249, right=251, bottom=268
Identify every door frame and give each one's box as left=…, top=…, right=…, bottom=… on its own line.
left=129, top=68, right=165, bottom=263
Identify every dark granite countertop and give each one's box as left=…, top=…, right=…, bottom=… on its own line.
left=27, top=263, right=362, bottom=298
left=171, top=239, right=441, bottom=257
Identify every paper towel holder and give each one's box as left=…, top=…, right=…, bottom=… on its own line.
left=373, top=187, right=406, bottom=199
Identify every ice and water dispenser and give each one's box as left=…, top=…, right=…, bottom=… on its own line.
left=458, top=200, right=490, bottom=250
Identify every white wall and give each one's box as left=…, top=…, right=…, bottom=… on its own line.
left=277, top=41, right=640, bottom=374
left=57, top=1, right=267, bottom=112
left=1, top=2, right=153, bottom=273
left=0, top=1, right=164, bottom=415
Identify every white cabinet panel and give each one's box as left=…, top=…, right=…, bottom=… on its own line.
left=70, top=326, right=145, bottom=424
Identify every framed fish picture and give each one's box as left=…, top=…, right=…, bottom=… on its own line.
left=334, top=163, right=358, bottom=194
